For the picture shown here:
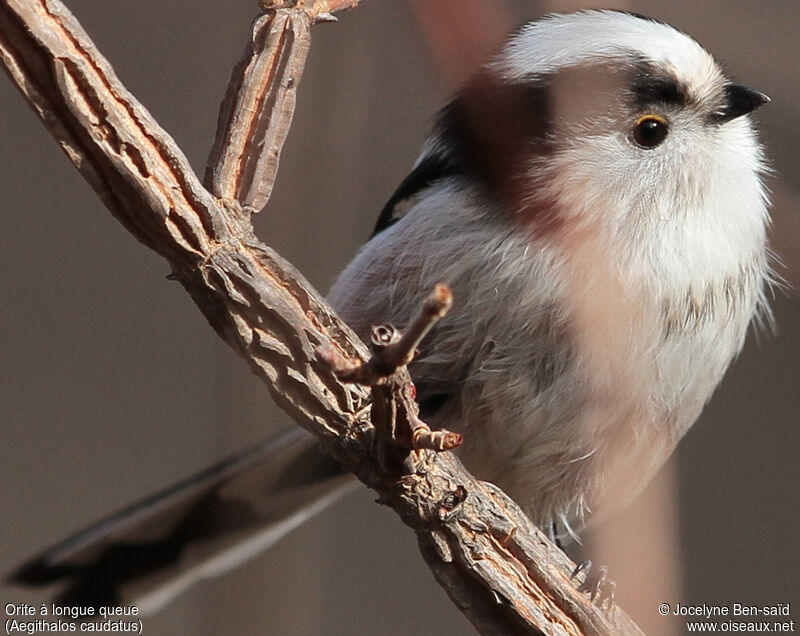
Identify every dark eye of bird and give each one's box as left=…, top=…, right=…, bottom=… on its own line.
left=633, top=115, right=669, bottom=148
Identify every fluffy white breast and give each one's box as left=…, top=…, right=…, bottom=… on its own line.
left=329, top=9, right=772, bottom=534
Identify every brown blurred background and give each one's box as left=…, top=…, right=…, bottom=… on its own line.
left=1, top=1, right=797, bottom=634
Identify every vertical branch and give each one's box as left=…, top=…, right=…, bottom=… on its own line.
left=204, top=9, right=312, bottom=213
left=205, top=0, right=363, bottom=213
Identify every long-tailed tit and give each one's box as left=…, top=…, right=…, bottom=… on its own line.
left=12, top=10, right=771, bottom=614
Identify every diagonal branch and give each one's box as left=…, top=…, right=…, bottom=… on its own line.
left=0, top=1, right=644, bottom=634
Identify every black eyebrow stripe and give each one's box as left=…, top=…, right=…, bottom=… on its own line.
left=631, top=62, right=687, bottom=107
left=632, top=76, right=686, bottom=106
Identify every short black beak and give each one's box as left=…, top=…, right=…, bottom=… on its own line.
left=714, top=84, right=771, bottom=122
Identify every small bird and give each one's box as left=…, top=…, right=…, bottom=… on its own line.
left=11, top=10, right=772, bottom=615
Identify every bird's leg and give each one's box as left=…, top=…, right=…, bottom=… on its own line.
left=551, top=522, right=564, bottom=550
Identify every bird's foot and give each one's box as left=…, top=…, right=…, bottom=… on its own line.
left=570, top=560, right=616, bottom=609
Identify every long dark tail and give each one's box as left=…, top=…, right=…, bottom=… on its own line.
left=9, top=428, right=354, bottom=615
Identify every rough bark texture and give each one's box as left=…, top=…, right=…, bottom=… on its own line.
left=0, top=1, right=644, bottom=634
left=204, top=9, right=313, bottom=213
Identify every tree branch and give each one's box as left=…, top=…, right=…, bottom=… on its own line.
left=204, top=8, right=311, bottom=212
left=0, top=1, right=644, bottom=634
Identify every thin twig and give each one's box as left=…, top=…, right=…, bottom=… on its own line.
left=317, top=283, right=453, bottom=384
left=317, top=284, right=462, bottom=454
left=387, top=282, right=453, bottom=372
left=259, top=0, right=363, bottom=21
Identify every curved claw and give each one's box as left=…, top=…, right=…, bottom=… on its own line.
left=570, top=559, right=591, bottom=580
left=597, top=579, right=616, bottom=609
left=583, top=564, right=608, bottom=601
left=571, top=560, right=616, bottom=609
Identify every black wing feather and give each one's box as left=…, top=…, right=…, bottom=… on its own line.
left=371, top=150, right=464, bottom=237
